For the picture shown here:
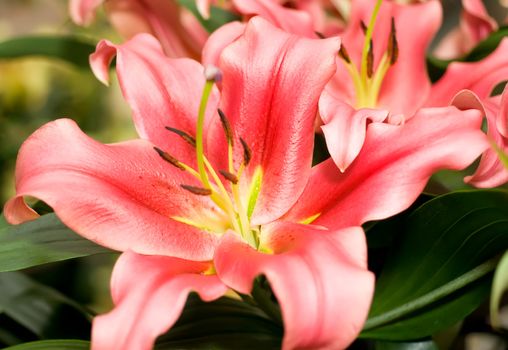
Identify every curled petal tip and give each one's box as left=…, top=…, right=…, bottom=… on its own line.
left=90, top=39, right=118, bottom=86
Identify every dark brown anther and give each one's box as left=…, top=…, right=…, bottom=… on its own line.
left=338, top=44, right=351, bottom=64
left=219, top=169, right=239, bottom=184
left=367, top=39, right=374, bottom=78
left=218, top=109, right=234, bottom=146
left=387, top=17, right=399, bottom=65
left=180, top=184, right=212, bottom=196
left=239, top=137, right=252, bottom=166
left=165, top=126, right=196, bottom=147
left=360, top=21, right=367, bottom=34
left=315, top=31, right=325, bottom=39
left=153, top=146, right=185, bottom=170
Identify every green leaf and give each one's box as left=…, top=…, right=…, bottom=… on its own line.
left=0, top=36, right=96, bottom=69
left=178, top=0, right=240, bottom=33
left=0, top=272, right=91, bottom=339
left=375, top=340, right=438, bottom=350
left=2, top=339, right=90, bottom=350
left=362, top=189, right=508, bottom=340
left=155, top=294, right=282, bottom=349
left=0, top=214, right=114, bottom=272
left=427, top=26, right=508, bottom=82
left=490, top=250, right=508, bottom=328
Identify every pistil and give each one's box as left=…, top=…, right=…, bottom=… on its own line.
left=156, top=68, right=261, bottom=249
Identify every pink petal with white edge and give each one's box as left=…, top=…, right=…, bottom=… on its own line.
left=69, top=0, right=103, bottom=26
left=455, top=89, right=508, bottom=188
left=196, top=0, right=212, bottom=19
left=202, top=21, right=245, bottom=66
left=90, top=34, right=219, bottom=165
left=92, top=251, right=227, bottom=350
left=233, top=0, right=316, bottom=38
left=214, top=223, right=374, bottom=350
left=209, top=17, right=340, bottom=225
left=320, top=91, right=388, bottom=172
left=3, top=119, right=221, bottom=260
left=286, top=106, right=488, bottom=229
left=427, top=39, right=508, bottom=107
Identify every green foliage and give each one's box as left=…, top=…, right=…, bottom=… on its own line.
left=362, top=190, right=508, bottom=340
left=3, top=339, right=90, bottom=350
left=374, top=340, right=438, bottom=350
left=0, top=36, right=97, bottom=69
left=155, top=294, right=282, bottom=349
left=0, top=214, right=114, bottom=272
left=490, top=250, right=508, bottom=328
left=0, top=272, right=91, bottom=342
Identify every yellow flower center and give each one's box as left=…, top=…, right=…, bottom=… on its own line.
left=340, top=0, right=398, bottom=109
left=154, top=75, right=262, bottom=249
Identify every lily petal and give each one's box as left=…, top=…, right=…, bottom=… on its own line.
left=90, top=34, right=219, bottom=165
left=427, top=39, right=508, bottom=107
left=233, top=0, right=316, bottom=37
left=202, top=21, right=245, bottom=66
left=286, top=106, right=488, bottom=228
left=3, top=119, right=221, bottom=260
left=214, top=223, right=374, bottom=350
left=92, top=251, right=227, bottom=350
left=320, top=91, right=388, bottom=172
left=69, top=0, right=103, bottom=26
left=210, top=17, right=340, bottom=225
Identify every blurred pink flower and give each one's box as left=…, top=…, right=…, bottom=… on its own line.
left=4, top=17, right=488, bottom=350
left=434, top=0, right=497, bottom=59
left=454, top=87, right=508, bottom=188
left=69, top=0, right=208, bottom=58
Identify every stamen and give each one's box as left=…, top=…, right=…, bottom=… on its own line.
left=338, top=44, right=351, bottom=64
left=180, top=184, right=212, bottom=196
left=360, top=0, right=383, bottom=83
left=217, top=109, right=234, bottom=146
left=360, top=21, right=367, bottom=34
left=315, top=31, right=325, bottom=39
left=367, top=39, right=374, bottom=78
left=239, top=137, right=252, bottom=166
left=153, top=147, right=185, bottom=170
left=387, top=17, right=399, bottom=65
left=219, top=169, right=239, bottom=184
left=165, top=127, right=196, bottom=147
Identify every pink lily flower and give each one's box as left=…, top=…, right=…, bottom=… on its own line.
left=453, top=87, right=508, bottom=188
left=4, top=17, right=488, bottom=350
left=434, top=0, right=497, bottom=60
left=315, top=0, right=508, bottom=175
left=69, top=0, right=208, bottom=59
